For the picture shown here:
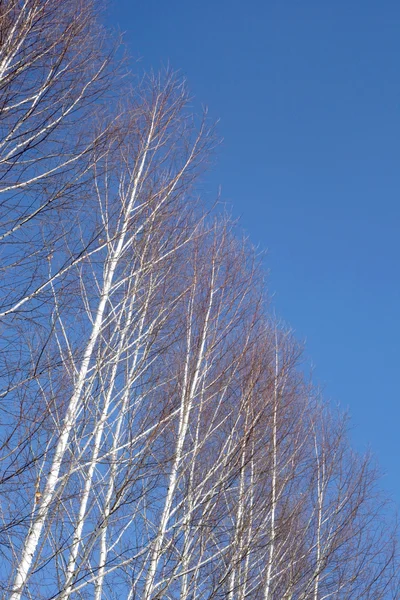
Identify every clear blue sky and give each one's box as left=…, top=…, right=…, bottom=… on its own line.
left=109, top=1, right=400, bottom=504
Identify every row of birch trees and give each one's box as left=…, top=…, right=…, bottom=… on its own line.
left=0, top=1, right=398, bottom=598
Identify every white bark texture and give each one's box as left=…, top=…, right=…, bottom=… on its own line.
left=0, top=2, right=398, bottom=600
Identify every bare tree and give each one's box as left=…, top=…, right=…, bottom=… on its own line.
left=0, top=2, right=398, bottom=600
left=0, top=0, right=120, bottom=317
left=0, top=0, right=122, bottom=583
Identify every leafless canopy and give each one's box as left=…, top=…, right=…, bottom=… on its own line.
left=0, top=2, right=398, bottom=599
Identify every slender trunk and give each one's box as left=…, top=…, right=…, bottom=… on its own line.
left=264, top=339, right=279, bottom=600
left=59, top=290, right=137, bottom=599
left=239, top=449, right=255, bottom=600
left=143, top=266, right=214, bottom=600
left=228, top=407, right=251, bottom=600
left=313, top=428, right=325, bottom=600
left=94, top=280, right=153, bottom=600
left=10, top=111, right=157, bottom=600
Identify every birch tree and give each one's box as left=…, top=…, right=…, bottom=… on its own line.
left=0, top=0, right=120, bottom=583
left=0, top=2, right=399, bottom=599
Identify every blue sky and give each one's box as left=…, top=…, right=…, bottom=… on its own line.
left=109, top=1, right=400, bottom=504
